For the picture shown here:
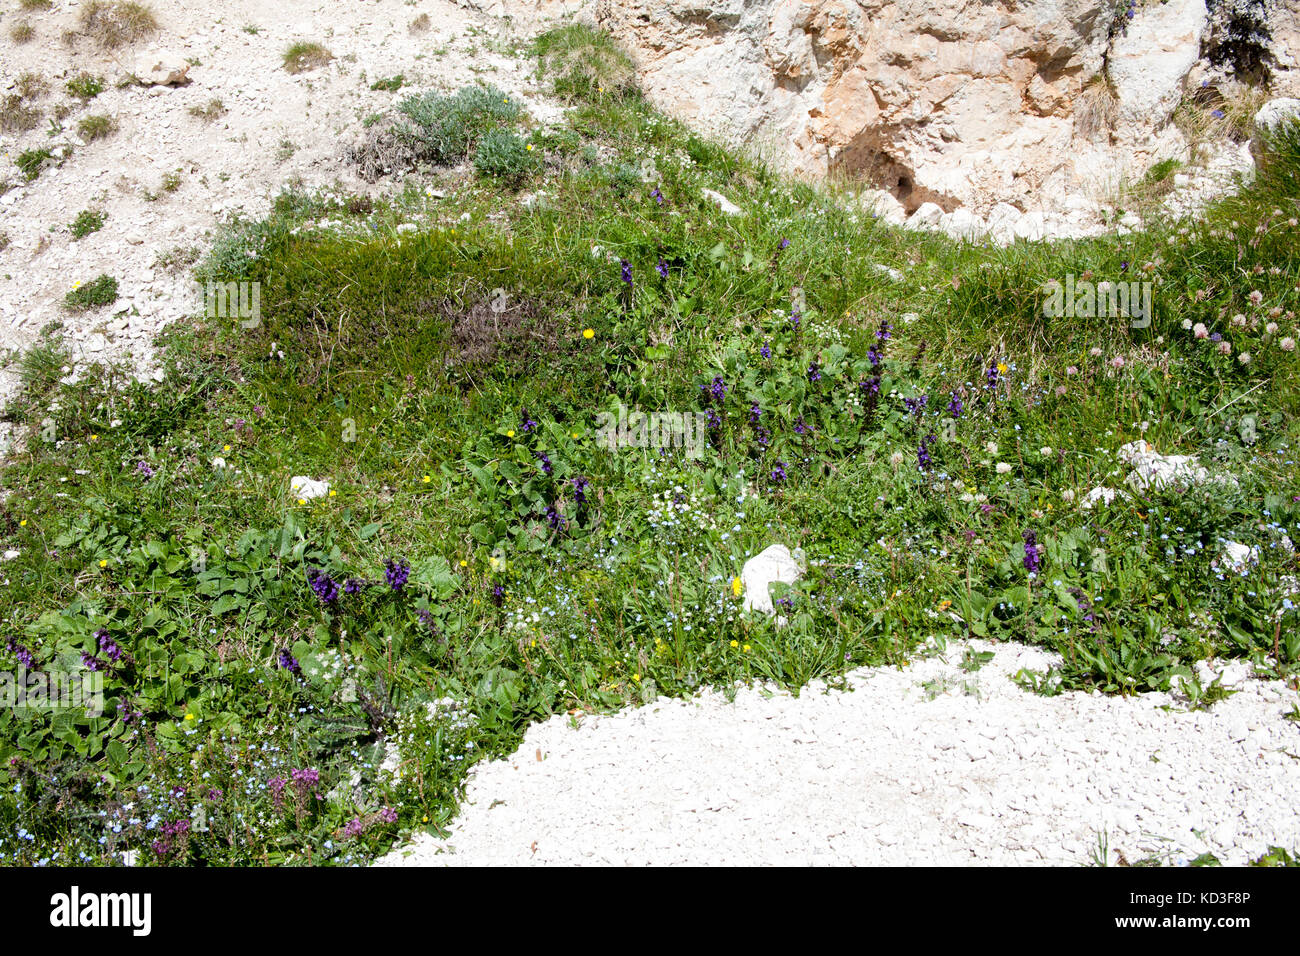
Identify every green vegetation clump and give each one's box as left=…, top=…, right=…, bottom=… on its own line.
left=63, top=274, right=118, bottom=310
left=532, top=23, right=638, bottom=103
left=76, top=114, right=118, bottom=142
left=78, top=1, right=158, bottom=49
left=282, top=41, right=333, bottom=74
left=473, top=129, right=538, bottom=186
left=65, top=73, right=105, bottom=100
left=69, top=209, right=108, bottom=239
left=15, top=147, right=54, bottom=180
left=3, top=49, right=1300, bottom=867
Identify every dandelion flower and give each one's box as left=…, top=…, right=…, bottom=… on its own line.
left=729, top=640, right=739, bottom=648
left=422, top=474, right=432, bottom=483
left=582, top=328, right=595, bottom=339
left=98, top=559, right=108, bottom=568
left=731, top=576, right=744, bottom=597
left=506, top=430, right=515, bottom=438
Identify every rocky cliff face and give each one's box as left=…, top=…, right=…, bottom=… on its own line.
left=590, top=0, right=1299, bottom=214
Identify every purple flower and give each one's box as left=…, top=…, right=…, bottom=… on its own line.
left=536, top=451, right=553, bottom=476
left=545, top=503, right=567, bottom=529
left=491, top=584, right=505, bottom=606
left=136, top=461, right=155, bottom=478
left=307, top=569, right=340, bottom=605
left=80, top=652, right=105, bottom=672
left=1211, top=109, right=1225, bottom=119
left=6, top=637, right=35, bottom=669
left=794, top=417, right=811, bottom=435
left=1023, top=529, right=1042, bottom=575
left=342, top=817, right=366, bottom=839
left=807, top=362, right=822, bottom=384
left=1120, top=260, right=1129, bottom=272
left=867, top=346, right=882, bottom=368
left=876, top=321, right=892, bottom=341
left=96, top=628, right=122, bottom=662
left=1210, top=332, right=1223, bottom=342
left=571, top=476, right=590, bottom=505
left=779, top=237, right=790, bottom=250
left=860, top=376, right=881, bottom=397
left=384, top=558, right=411, bottom=592
left=656, top=258, right=668, bottom=279
left=790, top=309, right=802, bottom=330
left=771, top=460, right=788, bottom=484
left=754, top=425, right=771, bottom=448
left=903, top=394, right=929, bottom=417
left=651, top=187, right=664, bottom=206
left=521, top=415, right=538, bottom=433
left=276, top=648, right=301, bottom=674
left=378, top=807, right=398, bottom=824
left=986, top=364, right=1000, bottom=390
left=416, top=607, right=437, bottom=631
left=947, top=392, right=963, bottom=418
left=760, top=341, right=771, bottom=360
left=620, top=259, right=633, bottom=288
left=344, top=577, right=364, bottom=596
left=749, top=402, right=762, bottom=426
left=705, top=408, right=721, bottom=431
left=917, top=434, right=936, bottom=472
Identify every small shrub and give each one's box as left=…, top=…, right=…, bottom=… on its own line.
left=64, top=274, right=118, bottom=311
left=15, top=147, right=54, bottom=181
left=473, top=129, right=538, bottom=186
left=0, top=96, right=42, bottom=134
left=370, top=75, right=405, bottom=92
left=66, top=73, right=106, bottom=100
left=77, top=114, right=118, bottom=142
left=283, top=41, right=333, bottom=74
left=69, top=209, right=107, bottom=239
left=532, top=24, right=638, bottom=103
left=161, top=170, right=183, bottom=192
left=188, top=98, right=227, bottom=122
left=17, top=72, right=48, bottom=99
left=79, top=1, right=158, bottom=49
left=396, top=84, right=522, bottom=164
left=11, top=22, right=36, bottom=43
left=20, top=0, right=54, bottom=9
left=408, top=13, right=430, bottom=34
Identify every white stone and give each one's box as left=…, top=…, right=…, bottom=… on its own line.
left=701, top=188, right=742, bottom=216
left=133, top=49, right=192, bottom=87
left=289, top=476, right=331, bottom=500
left=740, top=544, right=803, bottom=614
left=1107, top=0, right=1207, bottom=125
left=904, top=202, right=944, bottom=230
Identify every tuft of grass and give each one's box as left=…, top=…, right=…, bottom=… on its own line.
left=10, top=22, right=36, bottom=43
left=188, top=98, right=227, bottom=122
left=370, top=75, right=405, bottom=92
left=0, top=96, right=42, bottom=134
left=20, top=0, right=54, bottom=9
left=76, top=114, right=118, bottom=142
left=65, top=73, right=105, bottom=100
left=78, top=0, right=158, bottom=49
left=282, top=41, right=333, bottom=74
left=63, top=274, right=118, bottom=311
left=17, top=72, right=48, bottom=99
left=408, top=13, right=430, bottom=34
left=15, top=147, right=54, bottom=181
left=69, top=209, right=107, bottom=239
left=532, top=23, right=638, bottom=104
left=473, top=129, right=538, bottom=187
left=0, top=231, right=9, bottom=252
left=1074, top=75, right=1118, bottom=142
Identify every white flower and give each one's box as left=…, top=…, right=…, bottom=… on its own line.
left=1238, top=352, right=1251, bottom=364
left=995, top=462, right=1012, bottom=474
left=1061, top=489, right=1075, bottom=502
left=1181, top=318, right=1193, bottom=330
left=1040, top=446, right=1053, bottom=456
left=212, top=457, right=227, bottom=470
left=1281, top=337, right=1297, bottom=352
left=985, top=442, right=998, bottom=455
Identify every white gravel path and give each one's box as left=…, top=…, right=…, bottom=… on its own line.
left=378, top=639, right=1300, bottom=866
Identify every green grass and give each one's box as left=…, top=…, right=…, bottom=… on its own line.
left=69, top=209, right=107, bottom=239
left=282, top=41, right=333, bottom=74
left=65, top=73, right=105, bottom=100
left=76, top=114, right=117, bottom=142
left=15, top=147, right=54, bottom=181
left=63, top=274, right=118, bottom=310
left=3, top=50, right=1300, bottom=866
left=78, top=1, right=158, bottom=49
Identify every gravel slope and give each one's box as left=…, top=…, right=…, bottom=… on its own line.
left=378, top=639, right=1300, bottom=866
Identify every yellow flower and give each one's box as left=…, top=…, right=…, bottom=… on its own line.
left=997, top=362, right=1008, bottom=374
left=297, top=498, right=306, bottom=505
left=183, top=713, right=194, bottom=721
left=89, top=434, right=98, bottom=441
left=19, top=520, right=26, bottom=528
left=729, top=639, right=739, bottom=648
left=731, top=576, right=743, bottom=597
left=526, top=144, right=534, bottom=152
left=582, top=328, right=595, bottom=339
left=223, top=444, right=231, bottom=452
left=459, top=560, right=468, bottom=568
left=506, top=429, right=515, bottom=438
left=632, top=673, right=641, bottom=682
left=937, top=599, right=952, bottom=612
left=422, top=474, right=431, bottom=483
left=98, top=560, right=108, bottom=568
left=742, top=644, right=751, bottom=653
left=571, top=432, right=579, bottom=439
left=422, top=814, right=429, bottom=823
left=328, top=489, right=337, bottom=497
